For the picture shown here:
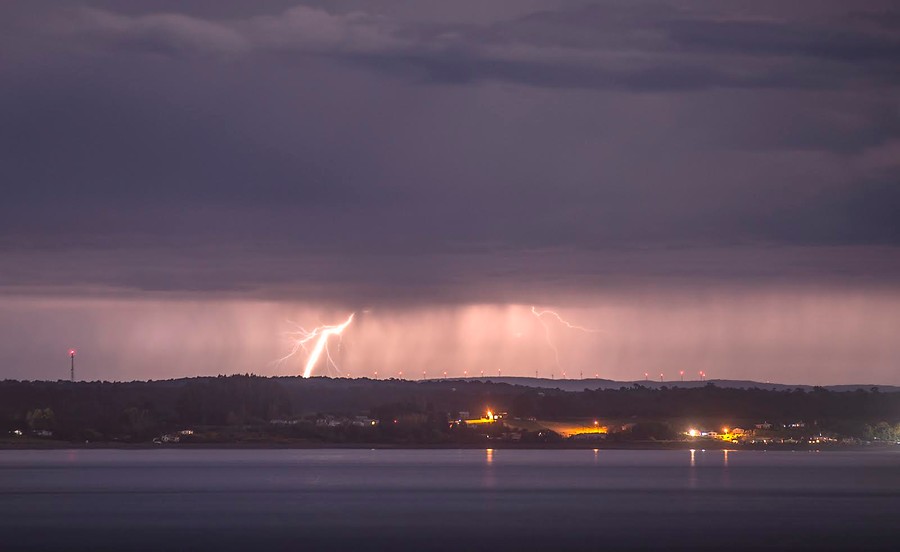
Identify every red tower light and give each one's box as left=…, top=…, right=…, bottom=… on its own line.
left=68, top=349, right=76, bottom=382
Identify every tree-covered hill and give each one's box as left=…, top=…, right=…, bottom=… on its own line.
left=1, top=376, right=898, bottom=444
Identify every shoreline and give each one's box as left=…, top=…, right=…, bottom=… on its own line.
left=1, top=440, right=893, bottom=452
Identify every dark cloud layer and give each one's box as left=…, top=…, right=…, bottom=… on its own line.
left=0, top=2, right=898, bottom=295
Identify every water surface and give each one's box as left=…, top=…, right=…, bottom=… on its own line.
left=1, top=449, right=897, bottom=551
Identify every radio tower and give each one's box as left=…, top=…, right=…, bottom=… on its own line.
left=69, top=349, right=76, bottom=382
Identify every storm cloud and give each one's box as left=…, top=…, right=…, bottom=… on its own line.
left=1, top=1, right=898, bottom=383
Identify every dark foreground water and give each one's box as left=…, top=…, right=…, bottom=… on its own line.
left=1, top=448, right=898, bottom=551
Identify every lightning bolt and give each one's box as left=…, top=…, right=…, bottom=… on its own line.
left=277, top=313, right=355, bottom=378
left=531, top=306, right=602, bottom=377
left=531, top=307, right=602, bottom=333
left=532, top=308, right=562, bottom=372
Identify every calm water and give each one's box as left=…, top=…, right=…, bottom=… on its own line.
left=1, top=448, right=898, bottom=551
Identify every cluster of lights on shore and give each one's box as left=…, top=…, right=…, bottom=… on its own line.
left=687, top=426, right=741, bottom=443
left=689, top=427, right=731, bottom=437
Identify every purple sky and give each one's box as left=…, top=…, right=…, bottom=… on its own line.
left=1, top=1, right=899, bottom=384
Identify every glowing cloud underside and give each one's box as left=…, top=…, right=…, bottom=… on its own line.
left=278, top=313, right=355, bottom=378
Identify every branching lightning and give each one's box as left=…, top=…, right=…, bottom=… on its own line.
left=532, top=308, right=562, bottom=371
left=531, top=306, right=602, bottom=377
left=277, top=313, right=355, bottom=378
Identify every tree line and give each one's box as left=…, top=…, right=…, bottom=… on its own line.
left=1, top=376, right=898, bottom=443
